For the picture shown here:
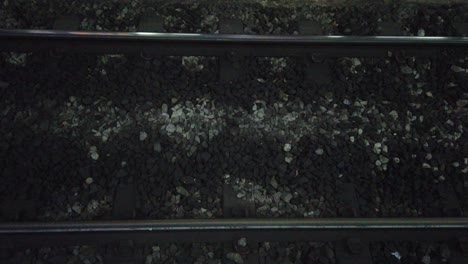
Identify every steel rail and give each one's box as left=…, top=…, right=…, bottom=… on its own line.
left=1, top=30, right=467, bottom=44
left=1, top=218, right=467, bottom=247
left=0, top=29, right=467, bottom=57
left=2, top=218, right=468, bottom=233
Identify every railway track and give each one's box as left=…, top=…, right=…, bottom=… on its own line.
left=1, top=218, right=468, bottom=263
left=1, top=218, right=468, bottom=245
left=0, top=11, right=467, bottom=263
left=0, top=29, right=466, bottom=57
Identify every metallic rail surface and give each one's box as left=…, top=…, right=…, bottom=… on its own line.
left=1, top=218, right=467, bottom=247
left=2, top=218, right=468, bottom=233
left=0, top=29, right=467, bottom=56
left=1, top=29, right=467, bottom=44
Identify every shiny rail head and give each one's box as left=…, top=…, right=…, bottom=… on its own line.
left=1, top=218, right=468, bottom=234
left=0, top=29, right=467, bottom=45
left=0, top=29, right=466, bottom=57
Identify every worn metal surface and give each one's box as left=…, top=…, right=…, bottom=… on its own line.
left=4, top=218, right=467, bottom=232
left=0, top=30, right=466, bottom=57
left=0, top=218, right=467, bottom=247
left=335, top=183, right=372, bottom=264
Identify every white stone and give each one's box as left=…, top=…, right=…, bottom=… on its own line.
left=90, top=151, right=99, bottom=161
left=389, top=110, right=398, bottom=119
left=270, top=177, right=278, bottom=189
left=166, top=123, right=176, bottom=133
left=161, top=104, right=168, bottom=113
left=315, top=148, right=324, bottom=155
left=85, top=177, right=94, bottom=185
left=401, top=66, right=413, bottom=74
left=238, top=237, right=247, bottom=247
left=451, top=65, right=464, bottom=73
left=421, top=255, right=430, bottom=264
left=391, top=251, right=402, bottom=260
left=176, top=186, right=189, bottom=196
left=72, top=204, right=82, bottom=214
left=382, top=145, right=388, bottom=153
left=282, top=193, right=293, bottom=203
left=226, top=253, right=244, bottom=264
left=139, top=131, right=148, bottom=141
left=373, top=143, right=382, bottom=154
left=153, top=142, right=162, bottom=152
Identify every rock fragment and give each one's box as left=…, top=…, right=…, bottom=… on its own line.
left=401, top=66, right=413, bottom=74
left=226, top=253, right=244, bottom=264
left=270, top=177, right=278, bottom=189
left=166, top=123, right=176, bottom=133
left=315, top=148, right=324, bottom=155
left=89, top=146, right=99, bottom=160
left=237, top=237, right=247, bottom=247
left=176, top=186, right=190, bottom=196
left=139, top=131, right=148, bottom=141
left=85, top=177, right=94, bottom=185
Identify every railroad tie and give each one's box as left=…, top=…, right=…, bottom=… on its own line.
left=0, top=199, right=36, bottom=221
left=298, top=20, right=332, bottom=86
left=438, top=184, right=462, bottom=217
left=335, top=183, right=372, bottom=264
left=51, top=15, right=80, bottom=57
left=448, top=237, right=468, bottom=264
left=138, top=12, right=164, bottom=63
left=454, top=23, right=468, bottom=37
left=104, top=177, right=141, bottom=263
left=438, top=184, right=468, bottom=263
left=53, top=15, right=80, bottom=31
left=219, top=19, right=245, bottom=83
left=223, top=183, right=258, bottom=264
left=379, top=22, right=402, bottom=36
left=138, top=12, right=164, bottom=33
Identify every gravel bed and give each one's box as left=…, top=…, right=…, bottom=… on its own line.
left=5, top=240, right=460, bottom=264
left=0, top=1, right=466, bottom=36
left=257, top=241, right=335, bottom=264
left=0, top=1, right=466, bottom=263
left=6, top=241, right=333, bottom=264
left=6, top=246, right=103, bottom=264
left=5, top=243, right=224, bottom=264
left=370, top=241, right=454, bottom=264
left=1, top=50, right=466, bottom=220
